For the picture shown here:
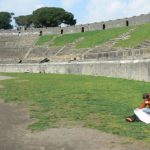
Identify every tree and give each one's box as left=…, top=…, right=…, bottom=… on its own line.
left=14, top=15, right=33, bottom=28
left=63, top=12, right=76, bottom=25
left=0, top=12, right=13, bottom=29
left=32, top=7, right=76, bottom=27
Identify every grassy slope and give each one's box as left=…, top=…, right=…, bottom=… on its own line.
left=0, top=73, right=150, bottom=141
left=36, top=23, right=150, bottom=48
left=52, top=27, right=130, bottom=48
left=36, top=35, right=54, bottom=45
left=76, top=27, right=129, bottom=48
left=115, top=23, right=150, bottom=48
left=51, top=33, right=82, bottom=47
left=36, top=27, right=130, bottom=48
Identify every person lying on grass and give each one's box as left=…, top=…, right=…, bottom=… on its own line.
left=126, top=93, right=150, bottom=122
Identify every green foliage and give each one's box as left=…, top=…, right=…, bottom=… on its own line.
left=0, top=73, right=150, bottom=141
left=32, top=7, right=76, bottom=27
left=63, top=12, right=76, bottom=25
left=14, top=15, right=33, bottom=28
left=115, top=23, right=150, bottom=48
left=0, top=12, right=13, bottom=29
left=14, top=7, right=76, bottom=28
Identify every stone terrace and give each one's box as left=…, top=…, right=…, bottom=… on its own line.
left=0, top=34, right=38, bottom=64
left=0, top=29, right=150, bottom=64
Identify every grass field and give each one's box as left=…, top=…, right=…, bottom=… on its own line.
left=0, top=73, right=150, bottom=141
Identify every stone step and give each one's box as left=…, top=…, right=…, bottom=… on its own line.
left=143, top=40, right=150, bottom=43
left=0, top=37, right=19, bottom=42
left=142, top=43, right=150, bottom=46
left=136, top=45, right=150, bottom=49
left=56, top=47, right=89, bottom=56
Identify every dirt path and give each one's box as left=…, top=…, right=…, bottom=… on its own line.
left=0, top=76, right=150, bottom=150
left=0, top=76, right=14, bottom=80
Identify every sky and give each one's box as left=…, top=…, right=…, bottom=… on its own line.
left=0, top=0, right=150, bottom=25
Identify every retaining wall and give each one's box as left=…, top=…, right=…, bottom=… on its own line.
left=0, top=60, right=150, bottom=82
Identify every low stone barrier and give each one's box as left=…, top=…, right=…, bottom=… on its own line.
left=0, top=59, right=150, bottom=82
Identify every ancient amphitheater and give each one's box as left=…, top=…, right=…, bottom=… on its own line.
left=0, top=13, right=150, bottom=81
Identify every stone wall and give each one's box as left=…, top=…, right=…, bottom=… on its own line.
left=84, top=48, right=150, bottom=61
left=0, top=59, right=150, bottom=82
left=0, top=13, right=150, bottom=35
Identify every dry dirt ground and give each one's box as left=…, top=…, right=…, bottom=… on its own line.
left=0, top=75, right=150, bottom=150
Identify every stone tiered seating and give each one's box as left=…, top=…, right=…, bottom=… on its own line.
left=0, top=34, right=38, bottom=64
left=0, top=31, right=150, bottom=64
left=25, top=47, right=62, bottom=62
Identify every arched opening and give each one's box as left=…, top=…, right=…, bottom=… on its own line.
left=81, top=27, right=84, bottom=32
left=39, top=30, right=43, bottom=36
left=103, top=24, right=106, bottom=30
left=61, top=29, right=63, bottom=34
left=126, top=20, right=129, bottom=27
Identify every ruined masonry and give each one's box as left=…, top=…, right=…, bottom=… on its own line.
left=0, top=13, right=150, bottom=82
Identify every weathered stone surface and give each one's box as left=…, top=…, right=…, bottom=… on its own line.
left=1, top=59, right=150, bottom=82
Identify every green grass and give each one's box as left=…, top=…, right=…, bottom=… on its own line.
left=0, top=73, right=150, bottom=141
left=36, top=23, right=150, bottom=48
left=76, top=27, right=130, bottom=48
left=36, top=35, right=54, bottom=45
left=51, top=33, right=82, bottom=47
left=38, top=27, right=130, bottom=48
left=115, top=23, right=150, bottom=48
